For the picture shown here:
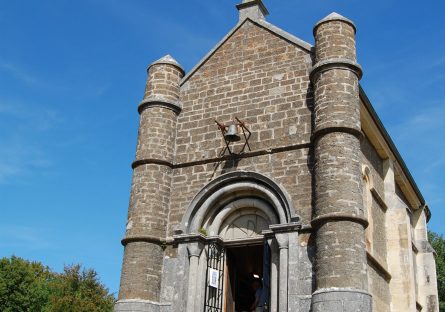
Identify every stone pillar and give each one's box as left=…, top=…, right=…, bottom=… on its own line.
left=115, top=55, right=184, bottom=312
left=186, top=242, right=204, bottom=312
left=267, top=238, right=279, bottom=312
left=310, top=12, right=371, bottom=312
left=275, top=233, right=289, bottom=312
left=383, top=159, right=417, bottom=311
left=414, top=208, right=439, bottom=311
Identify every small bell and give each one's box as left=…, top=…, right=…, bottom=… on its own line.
left=224, top=124, right=241, bottom=142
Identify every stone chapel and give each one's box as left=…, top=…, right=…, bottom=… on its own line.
left=114, top=1, right=439, bottom=311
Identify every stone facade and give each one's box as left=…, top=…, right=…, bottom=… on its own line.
left=115, top=1, right=439, bottom=311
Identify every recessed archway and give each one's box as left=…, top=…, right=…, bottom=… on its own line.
left=178, top=171, right=300, bottom=312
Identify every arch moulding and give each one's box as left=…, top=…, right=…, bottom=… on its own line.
left=178, top=171, right=301, bottom=236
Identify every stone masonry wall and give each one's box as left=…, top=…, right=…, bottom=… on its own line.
left=169, top=149, right=312, bottom=235
left=368, top=261, right=390, bottom=311
left=118, top=241, right=164, bottom=300
left=126, top=164, right=173, bottom=238
left=368, top=193, right=390, bottom=311
left=136, top=107, right=178, bottom=161
left=315, top=20, right=356, bottom=61
left=361, top=135, right=384, bottom=195
left=169, top=20, right=313, bottom=234
left=370, top=196, right=387, bottom=262
left=362, top=127, right=389, bottom=310
left=144, top=64, right=182, bottom=102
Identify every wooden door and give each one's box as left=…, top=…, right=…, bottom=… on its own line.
left=223, top=256, right=235, bottom=312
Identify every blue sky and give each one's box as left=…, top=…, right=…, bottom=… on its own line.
left=1, top=0, right=444, bottom=296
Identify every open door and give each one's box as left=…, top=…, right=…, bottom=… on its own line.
left=225, top=245, right=267, bottom=311
left=224, top=255, right=235, bottom=312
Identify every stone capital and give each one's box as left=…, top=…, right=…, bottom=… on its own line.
left=275, top=233, right=289, bottom=250
left=187, top=241, right=204, bottom=258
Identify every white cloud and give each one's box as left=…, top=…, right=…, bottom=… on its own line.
left=0, top=61, right=45, bottom=88
left=0, top=99, right=60, bottom=184
left=391, top=102, right=445, bottom=141
left=91, top=0, right=217, bottom=67
left=0, top=142, right=51, bottom=184
left=0, top=225, right=53, bottom=250
left=386, top=101, right=445, bottom=222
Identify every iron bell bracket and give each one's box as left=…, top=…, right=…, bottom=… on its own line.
left=215, top=117, right=251, bottom=155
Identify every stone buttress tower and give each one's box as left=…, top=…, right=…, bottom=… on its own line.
left=115, top=55, right=184, bottom=312
left=310, top=13, right=372, bottom=311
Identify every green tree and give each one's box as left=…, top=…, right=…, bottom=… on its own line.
left=429, top=231, right=445, bottom=311
left=0, top=256, right=52, bottom=312
left=0, top=256, right=115, bottom=312
left=47, top=264, right=115, bottom=312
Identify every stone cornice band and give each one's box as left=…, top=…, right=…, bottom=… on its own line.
left=122, top=217, right=367, bottom=246
left=311, top=213, right=369, bottom=229
left=311, top=126, right=363, bottom=143
left=309, top=58, right=363, bottom=83
left=132, top=158, right=173, bottom=169
left=268, top=223, right=301, bottom=233
left=131, top=142, right=312, bottom=170
left=121, top=235, right=170, bottom=246
left=312, top=287, right=371, bottom=296
left=138, top=97, right=182, bottom=115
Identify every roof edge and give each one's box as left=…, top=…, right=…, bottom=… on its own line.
left=359, top=85, right=428, bottom=219
left=181, top=20, right=246, bottom=85
left=256, top=19, right=313, bottom=52
left=180, top=18, right=313, bottom=86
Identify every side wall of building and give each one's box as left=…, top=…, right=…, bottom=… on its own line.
left=361, top=124, right=438, bottom=311
left=361, top=135, right=391, bottom=311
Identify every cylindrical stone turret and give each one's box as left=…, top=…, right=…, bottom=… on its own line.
left=310, top=13, right=371, bottom=311
left=115, top=55, right=184, bottom=311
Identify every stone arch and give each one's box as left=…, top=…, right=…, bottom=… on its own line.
left=181, top=171, right=299, bottom=234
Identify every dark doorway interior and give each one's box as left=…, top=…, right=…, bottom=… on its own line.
left=225, top=244, right=263, bottom=312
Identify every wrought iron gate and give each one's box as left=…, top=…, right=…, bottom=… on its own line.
left=262, top=241, right=271, bottom=311
left=204, top=242, right=225, bottom=312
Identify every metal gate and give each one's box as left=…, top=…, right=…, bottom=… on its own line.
left=204, top=242, right=225, bottom=312
left=262, top=241, right=271, bottom=310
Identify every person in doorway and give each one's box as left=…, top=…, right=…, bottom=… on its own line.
left=250, top=279, right=263, bottom=312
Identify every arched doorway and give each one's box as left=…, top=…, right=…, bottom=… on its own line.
left=219, top=209, right=272, bottom=312
left=204, top=201, right=275, bottom=312
left=174, top=171, right=301, bottom=312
